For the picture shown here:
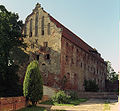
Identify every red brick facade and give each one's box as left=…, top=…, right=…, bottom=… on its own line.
left=0, top=96, right=26, bottom=111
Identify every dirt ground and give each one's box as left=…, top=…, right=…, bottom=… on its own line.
left=38, top=99, right=119, bottom=111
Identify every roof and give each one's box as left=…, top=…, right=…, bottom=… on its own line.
left=49, top=15, right=105, bottom=64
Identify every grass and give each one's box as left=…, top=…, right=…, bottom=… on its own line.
left=39, top=98, right=88, bottom=106
left=103, top=102, right=110, bottom=111
left=68, top=98, right=87, bottom=105
left=17, top=106, right=66, bottom=111
left=17, top=106, right=47, bottom=111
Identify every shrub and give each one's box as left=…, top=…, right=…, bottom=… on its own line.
left=84, top=79, right=99, bottom=92
left=23, top=60, right=43, bottom=105
left=69, top=91, right=78, bottom=99
left=52, top=91, right=70, bottom=104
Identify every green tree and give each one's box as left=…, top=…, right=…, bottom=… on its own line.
left=0, top=5, right=24, bottom=96
left=23, top=61, right=43, bottom=105
left=106, top=61, right=118, bottom=82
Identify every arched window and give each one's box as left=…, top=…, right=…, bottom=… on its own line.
left=47, top=23, right=50, bottom=35
left=41, top=16, right=44, bottom=35
left=35, top=12, right=38, bottom=36
left=29, top=19, right=32, bottom=37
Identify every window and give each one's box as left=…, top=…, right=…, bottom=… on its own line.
left=47, top=23, right=50, bottom=35
left=37, top=55, right=39, bottom=61
left=41, top=16, right=44, bottom=35
left=71, top=58, right=74, bottom=64
left=93, top=68, right=95, bottom=74
left=66, top=56, right=68, bottom=62
left=29, top=19, right=32, bottom=37
left=45, top=54, right=50, bottom=60
left=43, top=42, right=48, bottom=47
left=35, top=12, right=38, bottom=36
left=81, top=62, right=82, bottom=68
left=97, top=69, right=98, bottom=74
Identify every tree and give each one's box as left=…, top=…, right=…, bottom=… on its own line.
left=23, top=60, right=43, bottom=105
left=106, top=61, right=118, bottom=82
left=0, top=5, right=24, bottom=96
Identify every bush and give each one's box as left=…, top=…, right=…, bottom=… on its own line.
left=52, top=91, right=70, bottom=104
left=69, top=91, right=78, bottom=99
left=23, top=60, right=43, bottom=105
left=84, top=80, right=99, bottom=92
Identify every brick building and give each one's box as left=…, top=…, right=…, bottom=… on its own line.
left=23, top=3, right=107, bottom=91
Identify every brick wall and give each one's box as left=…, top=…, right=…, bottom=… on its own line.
left=0, top=96, right=26, bottom=111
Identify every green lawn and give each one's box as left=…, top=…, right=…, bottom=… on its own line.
left=17, top=106, right=65, bottom=111
left=39, top=98, right=88, bottom=106
left=17, top=106, right=47, bottom=111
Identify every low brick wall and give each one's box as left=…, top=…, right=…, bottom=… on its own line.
left=78, top=92, right=118, bottom=99
left=0, top=96, right=26, bottom=111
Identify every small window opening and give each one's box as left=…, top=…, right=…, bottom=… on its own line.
left=81, top=62, right=82, bottom=68
left=46, top=54, right=50, bottom=60
left=37, top=55, right=39, bottom=61
left=44, top=42, right=48, bottom=47
left=66, top=56, right=68, bottom=62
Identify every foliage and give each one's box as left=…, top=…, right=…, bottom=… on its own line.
left=69, top=91, right=78, bottom=99
left=68, top=98, right=87, bottom=105
left=0, top=5, right=25, bottom=97
left=52, top=91, right=70, bottom=104
left=84, top=80, right=99, bottom=92
left=106, top=61, right=118, bottom=82
left=23, top=60, right=43, bottom=105
left=40, top=98, right=88, bottom=106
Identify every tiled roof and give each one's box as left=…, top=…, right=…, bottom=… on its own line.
left=49, top=15, right=105, bottom=63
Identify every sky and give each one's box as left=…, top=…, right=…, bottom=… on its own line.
left=0, top=0, right=119, bottom=72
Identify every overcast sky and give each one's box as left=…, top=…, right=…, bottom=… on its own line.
left=1, top=0, right=119, bottom=72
